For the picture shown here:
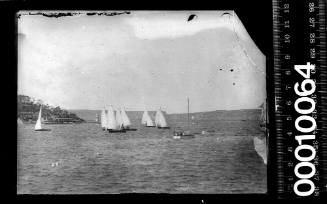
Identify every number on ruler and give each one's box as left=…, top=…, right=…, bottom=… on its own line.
left=284, top=3, right=290, bottom=13
left=309, top=2, right=315, bottom=12
left=309, top=17, right=315, bottom=28
left=310, top=33, right=315, bottom=43
left=284, top=34, right=291, bottom=43
left=294, top=63, right=315, bottom=78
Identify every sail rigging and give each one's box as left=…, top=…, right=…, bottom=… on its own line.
left=173, top=98, right=193, bottom=138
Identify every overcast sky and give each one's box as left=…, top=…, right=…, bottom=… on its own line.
left=18, top=11, right=266, bottom=113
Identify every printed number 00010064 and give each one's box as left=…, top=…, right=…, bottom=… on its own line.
left=292, top=62, right=317, bottom=196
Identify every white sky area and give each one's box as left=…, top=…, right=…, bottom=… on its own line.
left=18, top=11, right=266, bottom=113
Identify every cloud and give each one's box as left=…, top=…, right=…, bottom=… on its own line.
left=17, top=11, right=266, bottom=112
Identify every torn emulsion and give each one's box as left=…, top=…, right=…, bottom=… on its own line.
left=16, top=11, right=131, bottom=19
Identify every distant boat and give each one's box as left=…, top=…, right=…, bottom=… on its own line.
left=259, top=100, right=268, bottom=132
left=101, top=108, right=107, bottom=130
left=173, top=98, right=195, bottom=139
left=141, top=110, right=155, bottom=127
left=95, top=113, right=100, bottom=123
left=107, top=106, right=126, bottom=133
left=34, top=106, right=43, bottom=130
left=254, top=99, right=268, bottom=165
left=121, top=107, right=137, bottom=131
left=155, top=108, right=169, bottom=129
left=34, top=106, right=51, bottom=131
left=115, top=108, right=124, bottom=129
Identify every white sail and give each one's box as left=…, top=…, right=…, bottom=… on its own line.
left=142, top=110, right=154, bottom=126
left=155, top=109, right=168, bottom=128
left=116, top=109, right=124, bottom=129
left=101, top=109, right=107, bottom=129
left=121, top=108, right=131, bottom=128
left=154, top=111, right=159, bottom=126
left=146, top=116, right=154, bottom=126
left=141, top=111, right=148, bottom=125
left=34, top=106, right=42, bottom=130
left=107, top=106, right=118, bottom=130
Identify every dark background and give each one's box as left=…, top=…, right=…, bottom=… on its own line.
left=0, top=0, right=274, bottom=202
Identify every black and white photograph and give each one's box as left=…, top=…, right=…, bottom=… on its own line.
left=17, top=11, right=268, bottom=194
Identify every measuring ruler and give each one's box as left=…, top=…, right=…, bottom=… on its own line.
left=273, top=0, right=326, bottom=198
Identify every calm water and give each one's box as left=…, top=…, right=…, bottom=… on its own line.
left=17, top=117, right=266, bottom=194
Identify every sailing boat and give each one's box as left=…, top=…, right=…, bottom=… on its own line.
left=259, top=101, right=268, bottom=132
left=141, top=110, right=155, bottom=127
left=34, top=106, right=43, bottom=131
left=95, top=113, right=100, bottom=123
left=121, top=107, right=137, bottom=131
left=107, top=106, right=126, bottom=133
left=115, top=108, right=124, bottom=129
left=155, top=108, right=169, bottom=129
left=253, top=99, right=268, bottom=164
left=101, top=108, right=107, bottom=130
left=34, top=105, right=51, bottom=131
left=173, top=98, right=194, bottom=139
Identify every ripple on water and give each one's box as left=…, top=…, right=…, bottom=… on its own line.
left=17, top=121, right=267, bottom=194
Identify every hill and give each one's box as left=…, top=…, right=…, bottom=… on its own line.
left=18, top=95, right=84, bottom=123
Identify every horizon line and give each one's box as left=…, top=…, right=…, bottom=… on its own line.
left=68, top=108, right=262, bottom=114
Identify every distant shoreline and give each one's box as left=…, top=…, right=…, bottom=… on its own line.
left=68, top=108, right=262, bottom=114
left=68, top=109, right=262, bottom=123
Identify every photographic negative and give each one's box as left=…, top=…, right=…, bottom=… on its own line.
left=17, top=11, right=268, bottom=194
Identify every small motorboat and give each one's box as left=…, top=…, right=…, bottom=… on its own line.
left=173, top=98, right=195, bottom=139
left=173, top=131, right=195, bottom=139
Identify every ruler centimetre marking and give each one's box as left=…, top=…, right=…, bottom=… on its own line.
left=272, top=0, right=326, bottom=198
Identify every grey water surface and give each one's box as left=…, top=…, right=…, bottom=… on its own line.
left=17, top=114, right=266, bottom=194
